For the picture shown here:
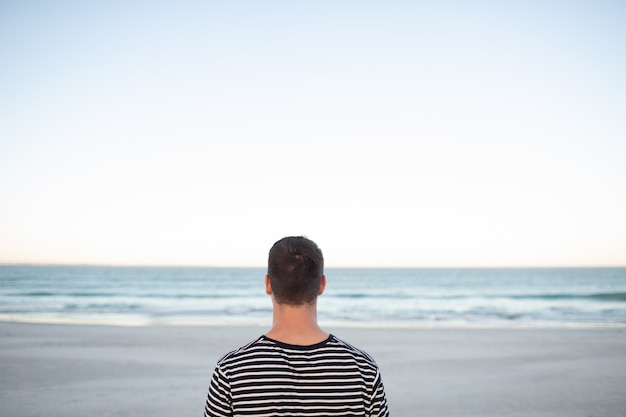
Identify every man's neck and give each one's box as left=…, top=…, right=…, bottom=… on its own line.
left=265, top=302, right=329, bottom=346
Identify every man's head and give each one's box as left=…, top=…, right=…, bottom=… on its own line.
left=266, top=236, right=325, bottom=305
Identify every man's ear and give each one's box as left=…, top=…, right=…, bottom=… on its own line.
left=318, top=275, right=327, bottom=296
left=265, top=275, right=273, bottom=295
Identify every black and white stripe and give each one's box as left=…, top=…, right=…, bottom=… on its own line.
left=205, top=335, right=389, bottom=417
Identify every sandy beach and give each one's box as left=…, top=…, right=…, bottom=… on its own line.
left=1, top=322, right=625, bottom=417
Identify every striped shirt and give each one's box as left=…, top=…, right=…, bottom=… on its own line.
left=204, top=334, right=390, bottom=417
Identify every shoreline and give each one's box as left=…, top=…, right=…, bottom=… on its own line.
left=2, top=315, right=625, bottom=329
left=2, top=322, right=625, bottom=417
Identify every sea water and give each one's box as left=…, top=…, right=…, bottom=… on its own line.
left=1, top=265, right=625, bottom=327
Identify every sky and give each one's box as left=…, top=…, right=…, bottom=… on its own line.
left=1, top=1, right=625, bottom=267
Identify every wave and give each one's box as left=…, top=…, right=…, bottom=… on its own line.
left=509, top=292, right=626, bottom=302
left=326, top=292, right=626, bottom=302
left=330, top=293, right=415, bottom=299
left=7, top=291, right=260, bottom=299
left=10, top=290, right=626, bottom=303
left=16, top=291, right=119, bottom=297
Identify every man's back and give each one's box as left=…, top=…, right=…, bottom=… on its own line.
left=205, top=334, right=389, bottom=417
left=204, top=237, right=390, bottom=416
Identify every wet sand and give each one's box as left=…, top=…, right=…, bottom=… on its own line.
left=1, top=322, right=625, bottom=417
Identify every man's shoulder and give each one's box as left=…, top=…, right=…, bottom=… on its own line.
left=216, top=335, right=268, bottom=365
left=328, top=335, right=378, bottom=364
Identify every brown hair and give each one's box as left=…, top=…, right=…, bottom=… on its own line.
left=267, top=236, right=324, bottom=305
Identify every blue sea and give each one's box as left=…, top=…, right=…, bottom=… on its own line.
left=1, top=266, right=625, bottom=328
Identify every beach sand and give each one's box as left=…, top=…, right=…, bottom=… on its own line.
left=1, top=322, right=625, bottom=417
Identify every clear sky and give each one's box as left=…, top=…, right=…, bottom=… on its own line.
left=1, top=1, right=625, bottom=267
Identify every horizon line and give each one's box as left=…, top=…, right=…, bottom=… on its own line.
left=1, top=262, right=625, bottom=269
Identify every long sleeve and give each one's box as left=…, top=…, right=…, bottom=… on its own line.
left=204, top=366, right=232, bottom=417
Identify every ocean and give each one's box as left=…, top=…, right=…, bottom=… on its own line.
left=1, top=265, right=625, bottom=328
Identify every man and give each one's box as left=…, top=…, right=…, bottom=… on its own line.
left=204, top=236, right=390, bottom=417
